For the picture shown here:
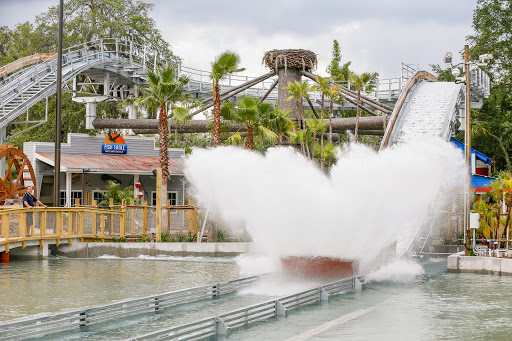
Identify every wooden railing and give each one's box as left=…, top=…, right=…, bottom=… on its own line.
left=0, top=199, right=200, bottom=252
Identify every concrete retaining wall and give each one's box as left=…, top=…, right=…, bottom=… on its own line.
left=447, top=253, right=512, bottom=276
left=51, top=242, right=254, bottom=258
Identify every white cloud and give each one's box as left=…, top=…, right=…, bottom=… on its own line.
left=1, top=0, right=477, bottom=79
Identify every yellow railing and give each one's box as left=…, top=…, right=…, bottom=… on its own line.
left=0, top=207, right=125, bottom=252
left=0, top=199, right=200, bottom=252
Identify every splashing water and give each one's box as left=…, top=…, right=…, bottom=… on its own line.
left=185, top=137, right=464, bottom=267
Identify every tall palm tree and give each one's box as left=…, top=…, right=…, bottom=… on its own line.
left=221, top=97, right=277, bottom=149
left=325, top=84, right=342, bottom=143
left=285, top=80, right=311, bottom=131
left=349, top=72, right=376, bottom=142
left=136, top=66, right=191, bottom=183
left=312, top=76, right=331, bottom=156
left=210, top=51, right=245, bottom=147
left=312, top=75, right=331, bottom=120
left=285, top=80, right=311, bottom=158
left=269, top=108, right=295, bottom=145
left=136, top=66, right=190, bottom=237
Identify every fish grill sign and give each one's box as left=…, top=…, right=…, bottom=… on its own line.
left=102, top=134, right=127, bottom=154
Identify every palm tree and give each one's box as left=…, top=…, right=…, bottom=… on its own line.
left=312, top=76, right=332, bottom=156
left=325, top=84, right=342, bottom=143
left=288, top=130, right=307, bottom=155
left=136, top=66, right=190, bottom=237
left=98, top=181, right=134, bottom=207
left=285, top=80, right=311, bottom=158
left=349, top=72, right=376, bottom=142
left=306, top=118, right=327, bottom=168
left=221, top=97, right=277, bottom=149
left=312, top=75, right=331, bottom=120
left=285, top=80, right=311, bottom=131
left=269, top=108, right=295, bottom=145
left=210, top=51, right=245, bottom=147
left=323, top=142, right=337, bottom=169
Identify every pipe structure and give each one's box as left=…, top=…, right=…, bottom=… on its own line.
left=95, top=116, right=387, bottom=133
left=301, top=70, right=393, bottom=114
left=259, top=79, right=278, bottom=102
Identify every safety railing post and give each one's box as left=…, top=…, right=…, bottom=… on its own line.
left=92, top=200, right=97, bottom=236
left=130, top=198, right=135, bottom=234
left=142, top=200, right=148, bottom=235
left=20, top=211, right=25, bottom=238
left=121, top=199, right=127, bottom=237
left=79, top=312, right=87, bottom=327
left=100, top=213, right=105, bottom=240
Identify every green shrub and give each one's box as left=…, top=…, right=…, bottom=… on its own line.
left=111, top=236, right=127, bottom=243
left=137, top=235, right=151, bottom=243
left=216, top=229, right=228, bottom=242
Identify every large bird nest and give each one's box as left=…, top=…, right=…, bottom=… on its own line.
left=263, top=49, right=317, bottom=72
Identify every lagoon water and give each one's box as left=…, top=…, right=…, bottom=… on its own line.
left=2, top=258, right=512, bottom=340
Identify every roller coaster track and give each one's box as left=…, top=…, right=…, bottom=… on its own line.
left=0, top=38, right=410, bottom=139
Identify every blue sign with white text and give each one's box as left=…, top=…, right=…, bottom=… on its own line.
left=102, top=143, right=127, bottom=154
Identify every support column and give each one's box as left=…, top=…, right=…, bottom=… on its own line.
left=104, top=71, right=110, bottom=96
left=277, top=68, right=301, bottom=122
left=72, top=96, right=108, bottom=129
left=65, top=172, right=72, bottom=207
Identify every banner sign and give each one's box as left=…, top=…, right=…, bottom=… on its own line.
left=102, top=134, right=127, bottom=154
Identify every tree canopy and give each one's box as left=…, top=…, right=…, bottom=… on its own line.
left=0, top=0, right=178, bottom=66
left=431, top=0, right=512, bottom=172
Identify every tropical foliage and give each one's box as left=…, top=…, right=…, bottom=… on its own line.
left=98, top=181, right=134, bottom=207
left=220, top=97, right=277, bottom=149
left=474, top=174, right=512, bottom=245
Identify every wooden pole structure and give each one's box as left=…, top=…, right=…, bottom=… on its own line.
left=156, top=167, right=162, bottom=242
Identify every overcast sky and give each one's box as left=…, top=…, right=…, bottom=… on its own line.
left=0, top=0, right=477, bottom=78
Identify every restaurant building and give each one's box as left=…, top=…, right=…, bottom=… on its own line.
left=23, top=133, right=185, bottom=207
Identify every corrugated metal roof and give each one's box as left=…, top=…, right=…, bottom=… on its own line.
left=36, top=153, right=184, bottom=174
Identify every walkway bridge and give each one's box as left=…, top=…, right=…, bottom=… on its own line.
left=0, top=200, right=199, bottom=261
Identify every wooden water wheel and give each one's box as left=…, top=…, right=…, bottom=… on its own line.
left=0, top=146, right=37, bottom=204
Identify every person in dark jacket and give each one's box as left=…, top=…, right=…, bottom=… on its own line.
left=22, top=186, right=47, bottom=236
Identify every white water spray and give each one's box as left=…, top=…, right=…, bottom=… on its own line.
left=185, top=137, right=464, bottom=268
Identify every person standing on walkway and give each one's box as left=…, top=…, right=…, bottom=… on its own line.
left=22, top=186, right=47, bottom=236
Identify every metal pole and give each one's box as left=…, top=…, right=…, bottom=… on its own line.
left=464, top=44, right=472, bottom=255
left=54, top=0, right=64, bottom=208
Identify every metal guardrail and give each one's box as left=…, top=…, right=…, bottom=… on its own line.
left=0, top=275, right=262, bottom=341
left=128, top=276, right=362, bottom=341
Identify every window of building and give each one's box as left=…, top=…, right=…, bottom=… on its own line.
left=60, top=191, right=82, bottom=206
left=92, top=191, right=106, bottom=205
left=151, top=191, right=178, bottom=207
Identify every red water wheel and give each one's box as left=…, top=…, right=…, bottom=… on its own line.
left=0, top=146, right=37, bottom=204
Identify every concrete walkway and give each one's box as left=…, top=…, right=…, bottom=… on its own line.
left=447, top=252, right=512, bottom=275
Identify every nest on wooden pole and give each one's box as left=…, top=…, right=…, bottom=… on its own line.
left=262, top=49, right=317, bottom=72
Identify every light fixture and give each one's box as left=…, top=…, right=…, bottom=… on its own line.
left=451, top=68, right=461, bottom=78
left=444, top=52, right=453, bottom=65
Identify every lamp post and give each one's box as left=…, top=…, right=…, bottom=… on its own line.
left=463, top=45, right=472, bottom=256
left=445, top=47, right=492, bottom=255
left=53, top=0, right=64, bottom=207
